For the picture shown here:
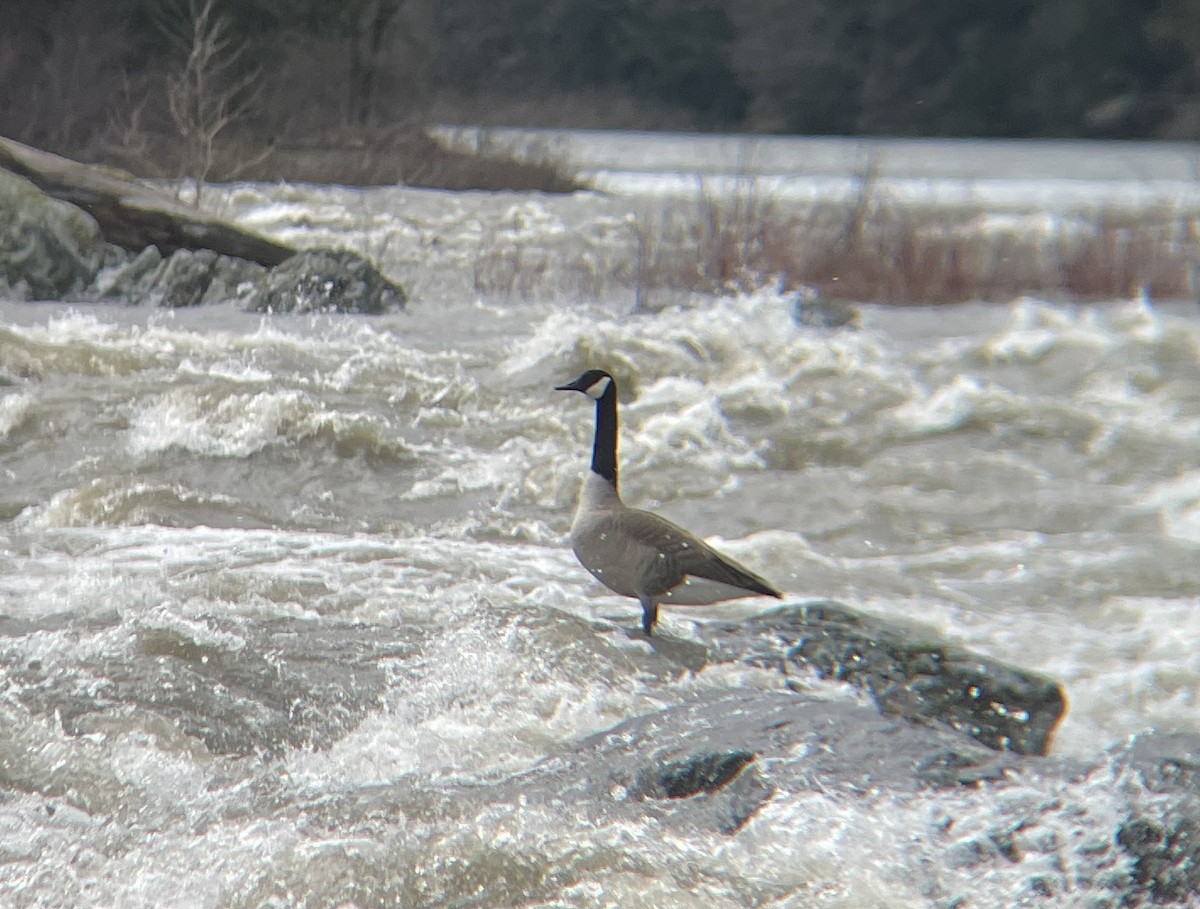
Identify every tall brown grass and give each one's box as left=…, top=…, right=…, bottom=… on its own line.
left=630, top=169, right=1200, bottom=306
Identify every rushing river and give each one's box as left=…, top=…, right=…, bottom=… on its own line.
left=3, top=135, right=1200, bottom=906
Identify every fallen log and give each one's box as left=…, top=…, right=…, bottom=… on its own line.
left=0, top=136, right=297, bottom=267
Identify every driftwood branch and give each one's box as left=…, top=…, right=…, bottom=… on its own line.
left=0, top=135, right=296, bottom=267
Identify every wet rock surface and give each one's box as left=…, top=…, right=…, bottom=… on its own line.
left=243, top=248, right=407, bottom=314
left=0, top=136, right=296, bottom=265
left=1115, top=732, right=1200, bottom=904
left=711, top=600, right=1067, bottom=756
left=0, top=599, right=1065, bottom=766
left=312, top=688, right=1200, bottom=906
left=311, top=686, right=1026, bottom=838
left=0, top=169, right=104, bottom=299
left=0, top=166, right=405, bottom=311
left=534, top=688, right=1022, bottom=830
left=92, top=247, right=266, bottom=308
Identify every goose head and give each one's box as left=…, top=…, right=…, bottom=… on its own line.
left=555, top=369, right=615, bottom=400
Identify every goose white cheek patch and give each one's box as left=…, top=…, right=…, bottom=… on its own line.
left=585, top=376, right=612, bottom=399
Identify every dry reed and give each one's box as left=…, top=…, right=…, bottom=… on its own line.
left=630, top=173, right=1200, bottom=306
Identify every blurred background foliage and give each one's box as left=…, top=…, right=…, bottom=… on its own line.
left=1, top=0, right=1198, bottom=179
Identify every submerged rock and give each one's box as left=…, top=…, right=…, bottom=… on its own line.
left=316, top=686, right=1025, bottom=841
left=0, top=168, right=104, bottom=299
left=242, top=676, right=1200, bottom=908
left=1115, top=732, right=1200, bottom=904
left=791, top=289, right=860, bottom=329
left=710, top=600, right=1067, bottom=756
left=546, top=688, right=1021, bottom=833
left=0, top=615, right=414, bottom=757
left=244, top=248, right=407, bottom=314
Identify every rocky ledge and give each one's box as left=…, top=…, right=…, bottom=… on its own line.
left=0, top=151, right=405, bottom=312
left=91, top=246, right=406, bottom=313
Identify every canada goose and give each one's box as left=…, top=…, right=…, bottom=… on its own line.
left=556, top=369, right=782, bottom=635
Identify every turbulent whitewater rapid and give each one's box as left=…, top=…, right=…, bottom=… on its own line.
left=3, top=135, right=1200, bottom=907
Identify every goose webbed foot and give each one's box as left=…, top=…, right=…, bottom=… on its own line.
left=639, top=597, right=659, bottom=636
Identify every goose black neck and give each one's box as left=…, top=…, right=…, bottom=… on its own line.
left=590, top=383, right=619, bottom=488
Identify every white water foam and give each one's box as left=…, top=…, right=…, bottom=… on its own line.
left=0, top=391, right=33, bottom=438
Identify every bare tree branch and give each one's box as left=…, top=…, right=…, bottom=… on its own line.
left=155, top=0, right=264, bottom=190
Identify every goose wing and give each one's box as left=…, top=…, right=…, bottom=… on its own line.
left=615, top=508, right=781, bottom=600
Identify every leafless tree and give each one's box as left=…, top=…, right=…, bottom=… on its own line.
left=156, top=0, right=265, bottom=188
left=100, top=74, right=157, bottom=173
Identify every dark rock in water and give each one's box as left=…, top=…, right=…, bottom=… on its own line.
left=1116, top=816, right=1200, bottom=905
left=117, top=249, right=265, bottom=309
left=0, top=168, right=104, bottom=299
left=88, top=245, right=405, bottom=312
left=791, top=290, right=860, bottom=329
left=710, top=601, right=1067, bottom=757
left=573, top=690, right=1019, bottom=820
left=1115, top=731, right=1200, bottom=904
left=168, top=250, right=259, bottom=307
left=92, top=246, right=266, bottom=307
left=244, top=249, right=407, bottom=314
left=90, top=245, right=163, bottom=298
left=1119, top=814, right=1200, bottom=905
left=639, top=750, right=757, bottom=799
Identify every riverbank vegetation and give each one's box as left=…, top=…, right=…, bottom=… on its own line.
left=4, top=0, right=1200, bottom=191
left=629, top=189, right=1199, bottom=306
left=457, top=171, right=1200, bottom=307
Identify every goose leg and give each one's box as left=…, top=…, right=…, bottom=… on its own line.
left=639, top=597, right=659, bottom=636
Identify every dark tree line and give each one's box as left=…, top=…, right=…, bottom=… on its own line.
left=1, top=0, right=1198, bottom=177
left=727, top=0, right=1196, bottom=137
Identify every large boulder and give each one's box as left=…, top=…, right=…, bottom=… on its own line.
left=0, top=135, right=296, bottom=265
left=710, top=600, right=1067, bottom=756
left=244, top=248, right=407, bottom=314
left=2, top=144, right=401, bottom=311
left=0, top=168, right=104, bottom=299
